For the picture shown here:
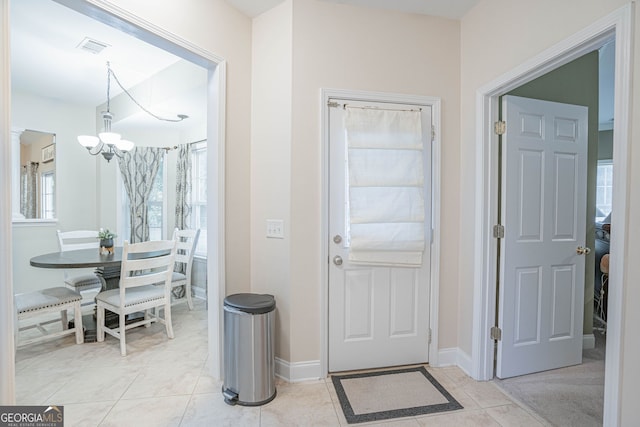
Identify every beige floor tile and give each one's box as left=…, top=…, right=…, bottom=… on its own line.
left=260, top=381, right=340, bottom=426
left=462, top=380, right=513, bottom=408
left=46, top=364, right=140, bottom=404
left=192, top=369, right=223, bottom=395
left=13, top=301, right=565, bottom=427
left=485, top=404, right=546, bottom=426
left=181, top=392, right=260, bottom=426
left=120, top=360, right=203, bottom=399
left=100, top=395, right=190, bottom=427
left=416, top=409, right=501, bottom=427
left=63, top=401, right=115, bottom=427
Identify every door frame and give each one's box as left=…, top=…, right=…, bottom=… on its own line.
left=471, top=4, right=632, bottom=426
left=0, top=0, right=227, bottom=403
left=320, top=88, right=442, bottom=377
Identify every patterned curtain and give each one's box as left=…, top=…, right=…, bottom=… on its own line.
left=20, top=162, right=39, bottom=219
left=118, top=147, right=163, bottom=243
left=175, top=143, right=193, bottom=232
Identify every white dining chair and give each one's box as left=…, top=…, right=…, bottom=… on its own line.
left=95, top=239, right=177, bottom=356
left=56, top=230, right=103, bottom=311
left=170, top=228, right=201, bottom=310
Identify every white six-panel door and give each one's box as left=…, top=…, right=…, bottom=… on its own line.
left=497, top=95, right=588, bottom=379
left=328, top=100, right=432, bottom=372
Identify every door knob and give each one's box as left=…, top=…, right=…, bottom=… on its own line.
left=333, top=255, right=343, bottom=266
left=576, top=246, right=591, bottom=255
left=333, top=235, right=342, bottom=244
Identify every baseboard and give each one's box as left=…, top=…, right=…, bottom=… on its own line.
left=583, top=333, right=595, bottom=350
left=435, top=347, right=473, bottom=377
left=274, top=350, right=475, bottom=383
left=434, top=348, right=459, bottom=367
left=275, top=358, right=322, bottom=383
left=193, top=286, right=206, bottom=301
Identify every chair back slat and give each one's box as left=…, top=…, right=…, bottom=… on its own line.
left=172, top=228, right=201, bottom=267
left=57, top=230, right=99, bottom=252
left=119, top=240, right=176, bottom=290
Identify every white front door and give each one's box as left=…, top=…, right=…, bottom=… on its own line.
left=328, top=99, right=432, bottom=372
left=497, top=95, right=588, bottom=379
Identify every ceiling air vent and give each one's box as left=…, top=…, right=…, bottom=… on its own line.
left=77, top=37, right=110, bottom=55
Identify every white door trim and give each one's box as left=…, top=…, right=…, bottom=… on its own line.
left=69, top=1, right=228, bottom=379
left=320, top=88, right=442, bottom=376
left=471, top=5, right=633, bottom=427
left=0, top=0, right=228, bottom=403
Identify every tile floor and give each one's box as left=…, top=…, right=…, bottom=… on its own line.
left=15, top=300, right=549, bottom=426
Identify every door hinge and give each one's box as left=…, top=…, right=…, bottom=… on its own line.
left=490, top=326, right=502, bottom=341
left=494, top=120, right=506, bottom=135
left=431, top=125, right=435, bottom=142
left=493, top=224, right=505, bottom=239
left=428, top=328, right=432, bottom=344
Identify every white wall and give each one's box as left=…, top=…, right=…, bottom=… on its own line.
left=89, top=0, right=253, bottom=292
left=11, top=91, right=98, bottom=293
left=251, top=1, right=293, bottom=360
left=249, top=0, right=461, bottom=365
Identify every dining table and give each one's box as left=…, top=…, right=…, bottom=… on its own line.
left=30, top=247, right=124, bottom=290
left=30, top=246, right=169, bottom=342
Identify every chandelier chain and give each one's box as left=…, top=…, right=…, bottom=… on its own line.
left=107, top=62, right=186, bottom=123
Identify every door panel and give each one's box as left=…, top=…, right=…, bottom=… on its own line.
left=328, top=99, right=432, bottom=372
left=497, top=95, right=588, bottom=379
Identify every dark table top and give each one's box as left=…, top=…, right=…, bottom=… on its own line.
left=30, top=246, right=171, bottom=269
left=30, top=247, right=124, bottom=269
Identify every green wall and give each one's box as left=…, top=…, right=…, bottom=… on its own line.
left=504, top=50, right=600, bottom=336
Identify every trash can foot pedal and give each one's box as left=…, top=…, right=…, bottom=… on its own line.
left=222, top=388, right=238, bottom=405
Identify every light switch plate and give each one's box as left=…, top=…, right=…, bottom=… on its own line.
left=266, top=219, right=284, bottom=239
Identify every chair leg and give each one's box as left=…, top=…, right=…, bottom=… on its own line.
left=164, top=303, right=174, bottom=339
left=73, top=302, right=84, bottom=344
left=61, top=310, right=68, bottom=330
left=119, top=313, right=127, bottom=356
left=186, top=283, right=194, bottom=310
left=144, top=309, right=151, bottom=328
left=97, top=305, right=105, bottom=342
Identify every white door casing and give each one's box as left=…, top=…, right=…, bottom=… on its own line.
left=328, top=99, right=432, bottom=372
left=497, top=95, right=588, bottom=378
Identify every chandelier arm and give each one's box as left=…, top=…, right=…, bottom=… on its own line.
left=112, top=145, right=126, bottom=159
left=86, top=141, right=106, bottom=156
left=108, top=67, right=187, bottom=123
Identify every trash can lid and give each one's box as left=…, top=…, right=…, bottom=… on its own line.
left=224, top=293, right=275, bottom=314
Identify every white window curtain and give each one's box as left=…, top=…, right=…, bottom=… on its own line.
left=345, top=106, right=425, bottom=267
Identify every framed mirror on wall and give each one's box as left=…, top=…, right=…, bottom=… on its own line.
left=12, top=129, right=56, bottom=221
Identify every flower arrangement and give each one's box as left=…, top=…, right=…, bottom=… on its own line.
left=98, top=228, right=116, bottom=255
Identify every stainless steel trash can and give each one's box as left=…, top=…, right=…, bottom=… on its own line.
left=222, top=293, right=276, bottom=406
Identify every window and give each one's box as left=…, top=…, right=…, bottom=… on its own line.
left=40, top=171, right=55, bottom=219
left=147, top=158, right=165, bottom=240
left=596, top=160, right=613, bottom=222
left=190, top=142, right=207, bottom=255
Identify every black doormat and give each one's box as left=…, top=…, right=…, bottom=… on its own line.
left=331, top=366, right=462, bottom=424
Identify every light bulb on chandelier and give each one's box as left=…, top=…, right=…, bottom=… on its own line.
left=78, top=62, right=188, bottom=162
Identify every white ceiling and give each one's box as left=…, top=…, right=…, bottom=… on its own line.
left=225, top=0, right=482, bottom=20
left=11, top=0, right=207, bottom=132
left=12, top=0, right=614, bottom=133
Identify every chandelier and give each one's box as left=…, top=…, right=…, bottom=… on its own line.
left=77, top=62, right=188, bottom=162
